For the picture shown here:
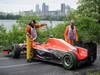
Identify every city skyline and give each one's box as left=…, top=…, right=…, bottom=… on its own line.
left=34, top=3, right=72, bottom=16
left=0, top=0, right=78, bottom=13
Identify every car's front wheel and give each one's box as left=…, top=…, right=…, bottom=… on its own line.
left=62, top=52, right=77, bottom=70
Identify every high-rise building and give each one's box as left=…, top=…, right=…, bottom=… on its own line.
left=42, top=3, right=49, bottom=15
left=61, top=3, right=66, bottom=14
left=35, top=4, right=41, bottom=13
left=45, top=5, right=49, bottom=13
left=42, top=3, right=46, bottom=13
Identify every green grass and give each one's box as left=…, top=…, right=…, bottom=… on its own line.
left=87, top=71, right=100, bottom=75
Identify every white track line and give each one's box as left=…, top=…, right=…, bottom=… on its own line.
left=0, top=62, right=41, bottom=69
left=0, top=57, right=9, bottom=60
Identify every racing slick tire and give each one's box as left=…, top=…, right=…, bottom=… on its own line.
left=62, top=52, right=77, bottom=70
left=82, top=40, right=97, bottom=65
left=11, top=44, right=21, bottom=58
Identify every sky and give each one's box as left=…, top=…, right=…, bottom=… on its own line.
left=0, top=0, right=78, bottom=13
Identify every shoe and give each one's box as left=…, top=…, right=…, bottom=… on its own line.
left=27, top=59, right=33, bottom=63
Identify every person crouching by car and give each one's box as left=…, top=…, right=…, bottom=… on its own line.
left=64, top=20, right=78, bottom=45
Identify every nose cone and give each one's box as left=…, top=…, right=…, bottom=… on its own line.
left=75, top=47, right=88, bottom=60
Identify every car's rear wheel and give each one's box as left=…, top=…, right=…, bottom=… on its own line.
left=82, top=40, right=97, bottom=65
left=11, top=44, right=21, bottom=58
left=62, top=52, right=77, bottom=70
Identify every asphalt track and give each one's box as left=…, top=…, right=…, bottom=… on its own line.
left=0, top=46, right=100, bottom=75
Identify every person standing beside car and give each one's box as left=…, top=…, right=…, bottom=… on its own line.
left=25, top=20, right=47, bottom=61
left=64, top=20, right=78, bottom=45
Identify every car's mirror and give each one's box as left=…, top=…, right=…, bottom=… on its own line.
left=48, top=34, right=54, bottom=38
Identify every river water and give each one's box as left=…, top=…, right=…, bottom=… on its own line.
left=0, top=20, right=64, bottom=31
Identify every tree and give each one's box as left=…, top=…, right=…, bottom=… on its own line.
left=74, top=17, right=100, bottom=43
left=17, top=16, right=42, bottom=25
left=0, top=24, right=26, bottom=48
left=77, top=0, right=100, bottom=23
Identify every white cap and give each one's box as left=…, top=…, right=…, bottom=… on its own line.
left=70, top=20, right=75, bottom=23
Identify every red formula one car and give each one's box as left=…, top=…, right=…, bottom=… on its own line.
left=3, top=38, right=97, bottom=70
